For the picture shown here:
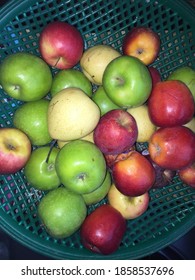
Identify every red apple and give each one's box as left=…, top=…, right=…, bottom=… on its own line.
left=39, top=21, right=84, bottom=69
left=148, top=66, right=161, bottom=90
left=122, top=26, right=160, bottom=65
left=108, top=183, right=150, bottom=219
left=0, top=128, right=31, bottom=174
left=148, top=126, right=195, bottom=170
left=148, top=80, right=195, bottom=127
left=80, top=204, right=126, bottom=255
left=93, top=109, right=138, bottom=155
left=178, top=161, right=195, bottom=188
left=112, top=150, right=155, bottom=196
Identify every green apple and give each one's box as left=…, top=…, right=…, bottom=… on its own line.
left=13, top=99, right=52, bottom=146
left=24, top=146, right=60, bottom=191
left=102, top=55, right=152, bottom=108
left=92, top=86, right=120, bottom=116
left=38, top=186, right=87, bottom=238
left=50, top=69, right=92, bottom=97
left=0, top=52, right=52, bottom=101
left=167, top=66, right=195, bottom=101
left=82, top=170, right=111, bottom=205
left=55, top=139, right=107, bottom=194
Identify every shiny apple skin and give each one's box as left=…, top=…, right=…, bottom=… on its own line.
left=0, top=128, right=31, bottom=175
left=148, top=80, right=195, bottom=127
left=112, top=151, right=155, bottom=197
left=80, top=204, right=126, bottom=255
left=148, top=126, right=195, bottom=170
left=122, top=27, right=160, bottom=65
left=39, top=21, right=83, bottom=69
left=94, top=109, right=138, bottom=155
left=178, top=161, right=195, bottom=188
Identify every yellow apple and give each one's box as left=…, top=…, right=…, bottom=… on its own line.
left=127, top=104, right=156, bottom=142
left=107, top=183, right=150, bottom=220
left=48, top=88, right=100, bottom=141
left=80, top=44, right=121, bottom=85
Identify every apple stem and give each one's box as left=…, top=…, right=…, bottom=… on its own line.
left=45, top=139, right=57, bottom=164
left=54, top=57, right=61, bottom=68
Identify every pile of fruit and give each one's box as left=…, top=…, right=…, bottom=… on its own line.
left=0, top=21, right=195, bottom=256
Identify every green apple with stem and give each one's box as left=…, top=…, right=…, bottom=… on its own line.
left=55, top=139, right=107, bottom=194
left=82, top=170, right=112, bottom=205
left=0, top=52, right=52, bottom=101
left=92, top=86, right=120, bottom=116
left=50, top=69, right=92, bottom=97
left=13, top=99, right=52, bottom=146
left=24, top=145, right=60, bottom=191
left=102, top=55, right=152, bottom=108
left=38, top=186, right=87, bottom=238
left=167, top=66, right=195, bottom=101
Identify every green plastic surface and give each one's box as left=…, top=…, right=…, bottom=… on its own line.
left=0, top=0, right=195, bottom=259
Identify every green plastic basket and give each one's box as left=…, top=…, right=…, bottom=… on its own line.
left=0, top=0, right=195, bottom=260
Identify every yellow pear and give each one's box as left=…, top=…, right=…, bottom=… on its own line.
left=57, top=131, right=94, bottom=148
left=127, top=104, right=156, bottom=143
left=80, top=44, right=121, bottom=85
left=48, top=88, right=100, bottom=141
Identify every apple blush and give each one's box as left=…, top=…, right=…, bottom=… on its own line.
left=122, top=26, right=160, bottom=65
left=80, top=204, right=126, bottom=255
left=39, top=21, right=84, bottom=69
left=148, top=80, right=195, bottom=127
left=148, top=126, right=195, bottom=170
left=112, top=151, right=155, bottom=197
left=178, top=161, right=195, bottom=188
left=0, top=128, right=31, bottom=175
left=94, top=109, right=138, bottom=155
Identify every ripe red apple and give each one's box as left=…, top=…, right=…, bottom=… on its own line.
left=178, top=161, right=195, bottom=188
left=80, top=204, right=126, bottom=255
left=108, top=183, right=150, bottom=219
left=39, top=21, right=84, bottom=69
left=0, top=127, right=31, bottom=175
left=93, top=109, right=138, bottom=155
left=112, top=151, right=155, bottom=196
left=122, top=26, right=160, bottom=65
left=148, top=66, right=161, bottom=90
left=148, top=126, right=195, bottom=170
left=148, top=80, right=195, bottom=127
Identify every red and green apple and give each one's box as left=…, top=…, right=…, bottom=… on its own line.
left=0, top=127, right=31, bottom=175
